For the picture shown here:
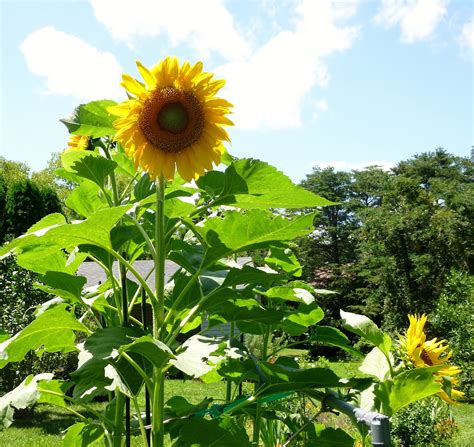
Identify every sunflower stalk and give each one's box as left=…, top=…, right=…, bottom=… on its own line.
left=152, top=174, right=167, bottom=447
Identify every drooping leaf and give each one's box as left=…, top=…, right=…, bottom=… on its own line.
left=264, top=246, right=302, bottom=276
left=0, top=304, right=89, bottom=369
left=310, top=326, right=362, bottom=357
left=340, top=310, right=392, bottom=356
left=36, top=271, right=87, bottom=304
left=0, top=373, right=54, bottom=428
left=261, top=286, right=315, bottom=305
left=374, top=366, right=442, bottom=416
left=278, top=302, right=324, bottom=336
left=306, top=424, right=354, bottom=447
left=212, top=159, right=334, bottom=209
left=197, top=210, right=315, bottom=266
left=119, top=335, right=174, bottom=369
left=60, top=100, right=117, bottom=137
left=222, top=265, right=282, bottom=288
left=359, top=347, right=393, bottom=381
left=66, top=180, right=108, bottom=217
left=63, top=422, right=105, bottom=447
left=37, top=379, right=71, bottom=408
left=61, top=151, right=117, bottom=189
left=173, top=416, right=251, bottom=446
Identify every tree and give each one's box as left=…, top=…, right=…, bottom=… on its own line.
left=0, top=175, right=7, bottom=243
left=0, top=157, right=29, bottom=184
left=5, top=179, right=45, bottom=238
left=356, top=150, right=473, bottom=330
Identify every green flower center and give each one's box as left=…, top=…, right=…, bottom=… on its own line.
left=157, top=102, right=189, bottom=134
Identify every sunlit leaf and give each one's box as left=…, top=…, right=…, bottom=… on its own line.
left=0, top=304, right=89, bottom=369
left=60, top=99, right=117, bottom=137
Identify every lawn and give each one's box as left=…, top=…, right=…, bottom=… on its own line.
left=0, top=364, right=472, bottom=446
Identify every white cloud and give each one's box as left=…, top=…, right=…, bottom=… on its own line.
left=314, top=160, right=396, bottom=171
left=88, top=0, right=250, bottom=59
left=315, top=99, right=329, bottom=112
left=460, top=18, right=474, bottom=51
left=216, top=0, right=359, bottom=129
left=20, top=26, right=123, bottom=101
left=374, top=0, right=448, bottom=43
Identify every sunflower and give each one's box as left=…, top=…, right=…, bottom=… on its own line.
left=108, top=57, right=233, bottom=181
left=66, top=135, right=91, bottom=152
left=401, top=314, right=464, bottom=403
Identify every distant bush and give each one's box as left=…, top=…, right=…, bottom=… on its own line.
left=391, top=397, right=457, bottom=446
left=0, top=256, right=77, bottom=393
left=429, top=270, right=474, bottom=400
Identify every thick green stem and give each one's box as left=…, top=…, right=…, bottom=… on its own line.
left=113, top=392, right=125, bottom=447
left=152, top=175, right=166, bottom=447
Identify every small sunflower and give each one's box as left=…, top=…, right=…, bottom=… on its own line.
left=109, top=57, right=233, bottom=181
left=66, top=135, right=91, bottom=152
left=401, top=314, right=464, bottom=403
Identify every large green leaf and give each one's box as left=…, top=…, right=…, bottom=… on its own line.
left=256, top=364, right=347, bottom=396
left=261, top=286, right=315, bottom=304
left=359, top=347, right=392, bottom=381
left=0, top=304, right=89, bottom=369
left=340, top=310, right=392, bottom=356
left=197, top=210, right=315, bottom=266
left=60, top=100, right=117, bottom=137
left=264, top=246, right=302, bottom=276
left=119, top=335, right=174, bottom=369
left=210, top=159, right=334, bottom=209
left=278, top=303, right=324, bottom=336
left=65, top=180, right=108, bottom=217
left=310, top=326, right=362, bottom=357
left=36, top=271, right=87, bottom=304
left=374, top=367, right=442, bottom=416
left=0, top=373, right=54, bottom=428
left=221, top=265, right=282, bottom=288
left=63, top=422, right=105, bottom=447
left=61, top=151, right=117, bottom=189
left=306, top=424, right=354, bottom=447
left=173, top=416, right=251, bottom=446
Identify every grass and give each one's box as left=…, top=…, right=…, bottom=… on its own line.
left=0, top=364, right=473, bottom=446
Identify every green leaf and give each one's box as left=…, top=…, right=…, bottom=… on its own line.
left=306, top=424, right=354, bottom=447
left=61, top=151, right=117, bottom=189
left=0, top=304, right=88, bottom=369
left=213, top=159, right=334, bottom=209
left=119, top=335, right=174, bottom=369
left=36, top=271, right=87, bottom=304
left=0, top=373, right=54, bottom=428
left=256, top=364, right=347, bottom=396
left=66, top=180, right=108, bottom=217
left=171, top=335, right=227, bottom=378
left=111, top=149, right=137, bottom=178
left=374, top=367, right=442, bottom=416
left=279, top=303, right=324, bottom=336
left=63, top=422, right=105, bottom=447
left=84, top=326, right=143, bottom=360
left=60, top=100, right=117, bottom=137
left=340, top=310, right=392, bottom=356
left=197, top=210, right=315, bottom=266
left=261, top=286, right=315, bottom=304
left=37, top=379, right=71, bottom=408
left=264, top=246, right=302, bottom=276
left=222, top=265, right=282, bottom=288
left=173, top=416, right=251, bottom=446
left=359, top=347, right=392, bottom=381
left=310, top=326, right=362, bottom=357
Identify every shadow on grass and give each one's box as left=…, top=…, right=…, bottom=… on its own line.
left=11, top=406, right=79, bottom=435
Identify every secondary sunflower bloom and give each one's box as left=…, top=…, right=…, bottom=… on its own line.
left=401, top=314, right=464, bottom=404
left=66, top=135, right=91, bottom=152
left=109, top=57, right=233, bottom=181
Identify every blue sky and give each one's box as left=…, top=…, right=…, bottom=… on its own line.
left=1, top=0, right=472, bottom=182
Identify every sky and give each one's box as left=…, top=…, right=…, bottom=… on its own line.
left=0, top=0, right=473, bottom=182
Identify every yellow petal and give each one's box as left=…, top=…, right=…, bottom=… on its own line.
left=136, top=60, right=157, bottom=90
left=121, top=74, right=147, bottom=98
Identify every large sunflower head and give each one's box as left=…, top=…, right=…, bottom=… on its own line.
left=66, top=134, right=91, bottom=152
left=109, top=57, right=233, bottom=181
left=401, top=313, right=464, bottom=403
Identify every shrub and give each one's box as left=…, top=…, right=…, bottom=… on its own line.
left=391, top=397, right=457, bottom=446
left=429, top=270, right=474, bottom=400
left=0, top=256, right=77, bottom=393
